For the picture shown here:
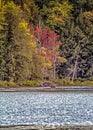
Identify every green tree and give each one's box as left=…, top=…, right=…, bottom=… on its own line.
left=28, top=0, right=39, bottom=25
left=2, top=2, right=34, bottom=81
left=0, top=7, right=7, bottom=80
left=69, top=0, right=93, bottom=21
left=40, top=0, right=72, bottom=31
left=59, top=21, right=92, bottom=80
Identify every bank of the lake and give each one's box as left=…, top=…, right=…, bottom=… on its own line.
left=0, top=86, right=93, bottom=92
left=0, top=125, right=93, bottom=130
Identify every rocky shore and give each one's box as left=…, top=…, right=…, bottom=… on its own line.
left=0, top=86, right=93, bottom=92
left=0, top=125, right=93, bottom=130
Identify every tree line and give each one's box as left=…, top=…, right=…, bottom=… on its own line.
left=0, top=0, right=93, bottom=82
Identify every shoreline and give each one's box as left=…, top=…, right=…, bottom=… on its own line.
left=0, top=124, right=93, bottom=130
left=0, top=86, right=93, bottom=92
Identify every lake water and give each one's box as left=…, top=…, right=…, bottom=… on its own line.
left=0, top=92, right=93, bottom=126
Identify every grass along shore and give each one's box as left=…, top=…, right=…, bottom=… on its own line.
left=0, top=79, right=93, bottom=88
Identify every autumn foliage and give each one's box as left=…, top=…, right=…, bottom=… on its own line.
left=0, top=0, right=92, bottom=82
left=29, top=25, right=63, bottom=79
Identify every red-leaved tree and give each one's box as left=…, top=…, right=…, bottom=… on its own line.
left=29, top=25, right=63, bottom=79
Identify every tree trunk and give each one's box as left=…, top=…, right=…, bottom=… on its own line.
left=71, top=56, right=78, bottom=82
left=53, top=56, right=56, bottom=79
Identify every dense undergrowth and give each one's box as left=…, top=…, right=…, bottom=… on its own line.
left=0, top=79, right=93, bottom=87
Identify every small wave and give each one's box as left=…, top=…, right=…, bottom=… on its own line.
left=79, top=121, right=93, bottom=125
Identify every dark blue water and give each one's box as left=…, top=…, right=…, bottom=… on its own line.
left=0, top=92, right=93, bottom=126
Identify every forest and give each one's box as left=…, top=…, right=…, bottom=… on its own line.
left=0, top=0, right=93, bottom=86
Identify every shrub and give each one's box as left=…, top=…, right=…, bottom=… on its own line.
left=18, top=80, right=41, bottom=87
left=7, top=82, right=17, bottom=87
left=81, top=81, right=93, bottom=86
left=0, top=81, right=8, bottom=87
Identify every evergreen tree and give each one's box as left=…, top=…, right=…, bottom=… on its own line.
left=40, top=0, right=72, bottom=31
left=59, top=22, right=92, bottom=80
left=2, top=2, right=33, bottom=81
left=0, top=8, right=6, bottom=80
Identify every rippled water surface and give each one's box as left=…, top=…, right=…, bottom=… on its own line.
left=0, top=92, right=93, bottom=125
